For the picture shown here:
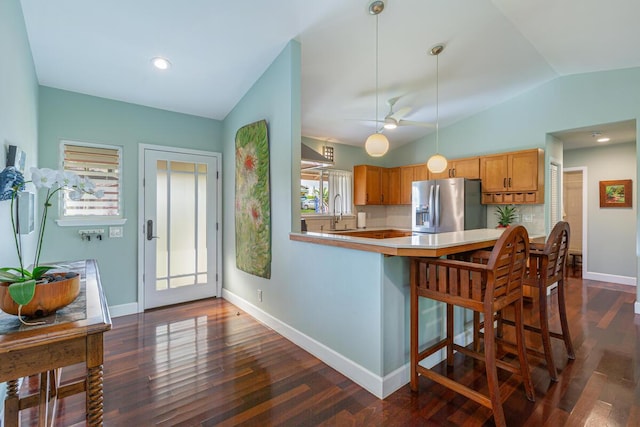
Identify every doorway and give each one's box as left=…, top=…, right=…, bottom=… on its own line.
left=139, top=145, right=222, bottom=310
left=563, top=168, right=585, bottom=276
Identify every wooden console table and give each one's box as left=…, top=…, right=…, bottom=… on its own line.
left=0, top=259, right=111, bottom=426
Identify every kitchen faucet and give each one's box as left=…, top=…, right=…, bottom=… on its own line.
left=331, top=193, right=342, bottom=230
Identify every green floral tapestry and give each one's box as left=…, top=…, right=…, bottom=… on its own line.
left=235, top=120, right=271, bottom=278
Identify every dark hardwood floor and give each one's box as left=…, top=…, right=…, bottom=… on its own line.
left=17, top=273, right=640, bottom=426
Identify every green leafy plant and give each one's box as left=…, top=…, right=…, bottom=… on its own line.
left=1, top=167, right=103, bottom=311
left=495, top=205, right=517, bottom=227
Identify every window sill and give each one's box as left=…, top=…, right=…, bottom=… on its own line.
left=56, top=218, right=127, bottom=227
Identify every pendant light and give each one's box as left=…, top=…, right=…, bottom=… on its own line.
left=364, top=1, right=389, bottom=157
left=426, top=44, right=448, bottom=173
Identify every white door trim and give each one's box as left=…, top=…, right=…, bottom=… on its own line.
left=563, top=166, right=587, bottom=277
left=137, top=143, right=222, bottom=312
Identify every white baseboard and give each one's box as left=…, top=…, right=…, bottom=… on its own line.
left=222, top=289, right=473, bottom=399
left=583, top=272, right=636, bottom=286
left=108, top=302, right=139, bottom=318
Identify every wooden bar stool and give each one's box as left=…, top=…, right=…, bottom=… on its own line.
left=523, top=221, right=574, bottom=380
left=410, top=225, right=535, bottom=427
left=486, top=221, right=575, bottom=381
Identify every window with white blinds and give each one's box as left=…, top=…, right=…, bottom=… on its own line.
left=61, top=141, right=122, bottom=218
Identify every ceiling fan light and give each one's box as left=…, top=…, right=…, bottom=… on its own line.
left=427, top=153, right=448, bottom=173
left=365, top=133, right=389, bottom=157
left=151, top=56, right=171, bottom=70
left=383, top=118, right=397, bottom=129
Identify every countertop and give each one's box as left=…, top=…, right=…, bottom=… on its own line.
left=290, top=227, right=543, bottom=257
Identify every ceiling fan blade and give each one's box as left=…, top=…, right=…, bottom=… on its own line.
left=389, top=106, right=412, bottom=121
left=387, top=96, right=401, bottom=108
left=397, top=120, right=435, bottom=128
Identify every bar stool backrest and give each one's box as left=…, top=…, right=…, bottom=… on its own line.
left=486, top=225, right=530, bottom=302
left=543, top=221, right=571, bottom=282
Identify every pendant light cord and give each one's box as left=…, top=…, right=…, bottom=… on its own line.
left=435, top=51, right=439, bottom=153
left=375, top=14, right=379, bottom=134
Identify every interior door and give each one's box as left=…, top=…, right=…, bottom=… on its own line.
left=143, top=148, right=219, bottom=309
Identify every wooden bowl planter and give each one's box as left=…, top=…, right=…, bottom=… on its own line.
left=0, top=273, right=80, bottom=317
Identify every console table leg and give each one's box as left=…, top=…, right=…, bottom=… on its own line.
left=86, top=365, right=104, bottom=426
left=4, top=379, right=19, bottom=427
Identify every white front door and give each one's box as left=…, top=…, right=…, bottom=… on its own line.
left=142, top=147, right=220, bottom=309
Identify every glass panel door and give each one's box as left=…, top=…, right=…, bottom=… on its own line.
left=144, top=149, right=218, bottom=309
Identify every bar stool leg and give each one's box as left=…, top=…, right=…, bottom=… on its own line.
left=473, top=312, right=481, bottom=352
left=446, top=304, right=454, bottom=365
left=514, top=299, right=535, bottom=401
left=557, top=277, right=576, bottom=359
left=482, top=307, right=506, bottom=427
left=538, top=282, right=558, bottom=382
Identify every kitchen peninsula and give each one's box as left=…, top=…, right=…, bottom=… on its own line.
left=290, top=227, right=509, bottom=257
left=288, top=227, right=543, bottom=398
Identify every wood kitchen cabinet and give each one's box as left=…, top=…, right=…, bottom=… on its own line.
left=354, top=165, right=383, bottom=205
left=480, top=148, right=544, bottom=204
left=383, top=167, right=401, bottom=205
left=429, top=156, right=480, bottom=180
left=400, top=163, right=428, bottom=204
left=355, top=165, right=403, bottom=205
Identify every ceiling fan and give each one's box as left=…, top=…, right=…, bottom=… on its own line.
left=375, top=97, right=434, bottom=130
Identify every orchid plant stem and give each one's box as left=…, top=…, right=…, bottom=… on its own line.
left=33, top=188, right=58, bottom=269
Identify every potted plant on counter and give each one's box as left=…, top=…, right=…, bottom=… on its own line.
left=0, top=166, right=103, bottom=323
left=495, top=205, right=517, bottom=228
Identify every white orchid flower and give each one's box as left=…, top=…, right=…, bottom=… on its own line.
left=69, top=190, right=83, bottom=201
left=77, top=176, right=96, bottom=192
left=55, top=170, right=79, bottom=188
left=30, top=167, right=57, bottom=189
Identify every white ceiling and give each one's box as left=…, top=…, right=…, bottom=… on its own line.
left=19, top=0, right=640, bottom=150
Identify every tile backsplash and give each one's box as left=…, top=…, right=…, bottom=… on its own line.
left=354, top=203, right=546, bottom=235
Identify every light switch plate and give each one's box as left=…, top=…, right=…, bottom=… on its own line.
left=109, top=226, right=123, bottom=238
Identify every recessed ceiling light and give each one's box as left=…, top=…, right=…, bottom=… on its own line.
left=151, top=57, right=171, bottom=70
left=597, top=137, right=610, bottom=143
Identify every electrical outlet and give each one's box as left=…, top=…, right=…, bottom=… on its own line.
left=522, top=214, right=533, bottom=223
left=109, top=226, right=123, bottom=238
left=257, top=289, right=263, bottom=302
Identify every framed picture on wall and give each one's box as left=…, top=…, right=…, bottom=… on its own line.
left=599, top=179, right=632, bottom=208
left=6, top=144, right=26, bottom=173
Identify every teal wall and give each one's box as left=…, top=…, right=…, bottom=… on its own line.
left=221, top=41, right=389, bottom=375
left=37, top=87, right=222, bottom=305
left=0, top=0, right=39, bottom=268
left=565, top=142, right=637, bottom=277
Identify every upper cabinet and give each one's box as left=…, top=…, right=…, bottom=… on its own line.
left=354, top=165, right=383, bottom=205
left=428, top=156, right=480, bottom=180
left=383, top=167, right=401, bottom=205
left=480, top=148, right=544, bottom=204
left=354, top=148, right=543, bottom=206
left=400, top=163, right=428, bottom=204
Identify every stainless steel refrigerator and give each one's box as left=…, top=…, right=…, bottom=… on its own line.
left=412, top=178, right=486, bottom=233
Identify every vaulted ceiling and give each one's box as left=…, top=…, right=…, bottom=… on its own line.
left=20, top=0, right=640, bottom=149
